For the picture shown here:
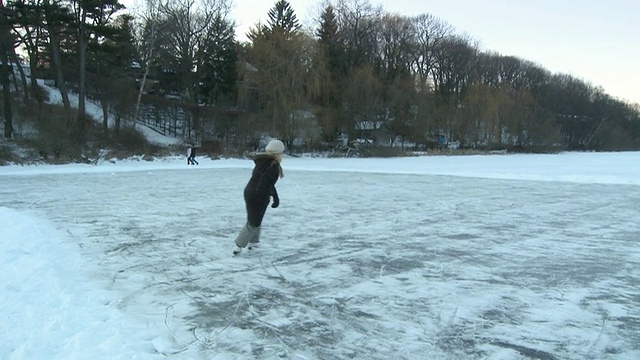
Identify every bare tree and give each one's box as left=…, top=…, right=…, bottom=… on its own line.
left=156, top=0, right=230, bottom=103
left=342, top=64, right=380, bottom=141
left=376, top=14, right=417, bottom=148
left=334, top=0, right=382, bottom=69
left=377, top=13, right=413, bottom=85
left=409, top=13, right=454, bottom=91
left=131, top=0, right=163, bottom=125
left=332, top=0, right=382, bottom=141
left=149, top=0, right=231, bottom=141
left=430, top=35, right=478, bottom=104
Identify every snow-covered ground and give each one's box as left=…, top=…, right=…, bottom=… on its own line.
left=37, top=78, right=182, bottom=147
left=1, top=151, right=639, bottom=359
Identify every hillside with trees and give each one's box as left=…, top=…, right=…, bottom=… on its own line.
left=2, top=0, right=639, bottom=163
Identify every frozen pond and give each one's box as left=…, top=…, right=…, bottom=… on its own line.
left=2, top=155, right=640, bottom=359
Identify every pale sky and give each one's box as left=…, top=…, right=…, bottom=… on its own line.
left=124, top=0, right=640, bottom=105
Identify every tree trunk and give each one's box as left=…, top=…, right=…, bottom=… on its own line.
left=77, top=20, right=87, bottom=140
left=133, top=19, right=159, bottom=126
left=114, top=113, right=122, bottom=140
left=0, top=61, right=12, bottom=139
left=10, top=49, right=29, bottom=101
left=133, top=63, right=150, bottom=126
left=101, top=97, right=109, bottom=135
left=48, top=25, right=71, bottom=110
left=0, top=9, right=12, bottom=138
left=17, top=29, right=40, bottom=100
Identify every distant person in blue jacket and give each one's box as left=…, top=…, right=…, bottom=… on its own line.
left=189, top=146, right=199, bottom=165
left=187, top=144, right=199, bottom=165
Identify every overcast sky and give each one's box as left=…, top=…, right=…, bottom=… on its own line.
left=123, top=0, right=640, bottom=105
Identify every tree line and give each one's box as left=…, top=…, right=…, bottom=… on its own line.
left=2, top=0, right=639, bottom=156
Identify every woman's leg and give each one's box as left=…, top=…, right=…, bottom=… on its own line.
left=234, top=222, right=261, bottom=248
left=247, top=226, right=261, bottom=249
left=236, top=198, right=267, bottom=254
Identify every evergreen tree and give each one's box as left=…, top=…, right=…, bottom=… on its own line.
left=198, top=14, right=237, bottom=106
left=265, top=0, right=300, bottom=38
left=10, top=0, right=42, bottom=99
left=70, top=0, right=124, bottom=141
left=41, top=0, right=73, bottom=111
left=312, top=4, right=344, bottom=140
left=247, top=0, right=307, bottom=146
left=316, top=4, right=343, bottom=78
left=87, top=13, right=136, bottom=135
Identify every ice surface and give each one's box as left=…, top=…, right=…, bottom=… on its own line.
left=1, top=152, right=639, bottom=359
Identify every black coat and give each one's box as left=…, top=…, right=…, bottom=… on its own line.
left=244, top=154, right=281, bottom=226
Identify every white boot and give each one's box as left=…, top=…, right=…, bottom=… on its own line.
left=232, top=245, right=243, bottom=255
left=248, top=243, right=259, bottom=250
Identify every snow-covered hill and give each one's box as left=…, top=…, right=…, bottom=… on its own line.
left=38, top=79, right=182, bottom=147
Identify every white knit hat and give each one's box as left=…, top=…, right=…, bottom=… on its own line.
left=265, top=139, right=285, bottom=154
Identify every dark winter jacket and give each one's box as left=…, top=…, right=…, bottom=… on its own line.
left=244, top=154, right=282, bottom=226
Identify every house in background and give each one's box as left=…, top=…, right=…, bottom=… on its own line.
left=354, top=120, right=393, bottom=145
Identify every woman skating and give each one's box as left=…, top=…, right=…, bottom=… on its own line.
left=233, top=139, right=284, bottom=255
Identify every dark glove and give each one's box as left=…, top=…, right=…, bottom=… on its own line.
left=271, top=196, right=279, bottom=208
